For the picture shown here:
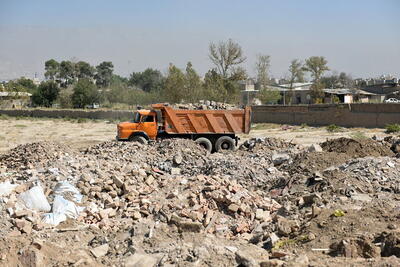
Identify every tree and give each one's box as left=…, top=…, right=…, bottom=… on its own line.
left=303, top=56, right=329, bottom=82
left=129, top=68, right=164, bottom=92
left=75, top=61, right=94, bottom=79
left=203, top=69, right=226, bottom=102
left=44, top=59, right=60, bottom=80
left=303, top=56, right=329, bottom=103
left=254, top=54, right=280, bottom=104
left=321, top=72, right=354, bottom=89
left=259, top=87, right=281, bottom=104
left=163, top=64, right=185, bottom=103
left=59, top=60, right=75, bottom=86
left=287, top=59, right=305, bottom=104
left=255, top=54, right=271, bottom=90
left=32, top=81, right=59, bottom=107
left=183, top=62, right=203, bottom=102
left=95, top=61, right=114, bottom=87
left=209, top=39, right=246, bottom=78
left=72, top=79, right=100, bottom=108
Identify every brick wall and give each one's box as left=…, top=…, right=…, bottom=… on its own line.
left=251, top=104, right=400, bottom=128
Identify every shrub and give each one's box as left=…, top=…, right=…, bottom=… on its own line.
left=385, top=124, right=400, bottom=133
left=326, top=124, right=342, bottom=132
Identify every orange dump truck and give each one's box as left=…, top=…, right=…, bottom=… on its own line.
left=117, top=103, right=251, bottom=152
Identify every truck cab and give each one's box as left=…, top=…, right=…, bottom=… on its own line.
left=117, top=110, right=158, bottom=141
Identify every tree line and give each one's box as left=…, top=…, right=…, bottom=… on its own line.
left=1, top=39, right=355, bottom=108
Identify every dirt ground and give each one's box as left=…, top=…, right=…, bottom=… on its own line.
left=1, top=117, right=400, bottom=266
left=0, top=117, right=388, bottom=153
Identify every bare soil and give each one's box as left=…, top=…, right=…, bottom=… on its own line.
left=0, top=119, right=389, bottom=153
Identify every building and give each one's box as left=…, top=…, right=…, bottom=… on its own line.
left=0, top=91, right=32, bottom=108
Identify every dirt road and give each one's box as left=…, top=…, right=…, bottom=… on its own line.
left=0, top=118, right=388, bottom=153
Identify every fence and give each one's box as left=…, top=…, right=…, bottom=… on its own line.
left=1, top=104, right=399, bottom=128
left=251, top=103, right=400, bottom=128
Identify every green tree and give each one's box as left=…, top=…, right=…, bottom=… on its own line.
left=95, top=61, right=114, bottom=87
left=183, top=62, right=203, bottom=102
left=203, top=69, right=226, bottom=102
left=259, top=87, right=281, bottom=104
left=75, top=61, right=94, bottom=79
left=303, top=56, right=329, bottom=82
left=59, top=60, right=75, bottom=86
left=72, top=79, right=101, bottom=108
left=303, top=56, right=329, bottom=103
left=16, top=77, right=37, bottom=92
left=163, top=64, right=185, bottom=103
left=32, top=81, right=59, bottom=107
left=44, top=59, right=60, bottom=80
left=128, top=68, right=164, bottom=92
left=287, top=59, right=305, bottom=104
left=209, top=39, right=246, bottom=78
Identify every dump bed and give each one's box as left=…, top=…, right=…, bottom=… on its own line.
left=152, top=104, right=251, bottom=134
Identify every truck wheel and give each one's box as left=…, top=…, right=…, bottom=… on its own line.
left=215, top=136, right=235, bottom=152
left=129, top=136, right=147, bottom=144
left=195, top=137, right=212, bottom=152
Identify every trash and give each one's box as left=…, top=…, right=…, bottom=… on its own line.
left=332, top=209, right=345, bottom=217
left=19, top=185, right=51, bottom=212
left=53, top=181, right=83, bottom=203
left=42, top=182, right=85, bottom=226
left=0, top=180, right=18, bottom=197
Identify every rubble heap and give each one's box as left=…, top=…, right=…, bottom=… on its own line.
left=0, top=136, right=399, bottom=266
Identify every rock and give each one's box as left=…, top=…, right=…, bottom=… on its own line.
left=179, top=221, right=203, bottom=233
left=145, top=175, right=155, bottom=185
left=90, top=243, right=109, bottom=258
left=235, top=250, right=257, bottom=267
left=288, top=254, right=309, bottom=267
left=351, top=193, right=372, bottom=202
left=112, top=176, right=124, bottom=188
left=330, top=238, right=381, bottom=258
left=277, top=217, right=292, bottom=236
left=228, top=203, right=240, bottom=213
left=260, top=259, right=285, bottom=267
left=170, top=168, right=181, bottom=175
left=124, top=253, right=158, bottom=267
left=272, top=153, right=290, bottom=165
left=173, top=154, right=183, bottom=165
left=308, top=144, right=323, bottom=152
left=255, top=209, right=271, bottom=222
left=268, top=232, right=280, bottom=245
left=14, top=219, right=32, bottom=234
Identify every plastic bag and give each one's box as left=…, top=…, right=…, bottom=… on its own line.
left=42, top=212, right=67, bottom=225
left=52, top=195, right=84, bottom=219
left=41, top=182, right=85, bottom=225
left=0, top=181, right=18, bottom=197
left=19, top=185, right=51, bottom=212
left=53, top=181, right=83, bottom=203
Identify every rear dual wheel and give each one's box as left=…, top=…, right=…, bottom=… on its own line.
left=195, top=137, right=212, bottom=152
left=215, top=136, right=235, bottom=152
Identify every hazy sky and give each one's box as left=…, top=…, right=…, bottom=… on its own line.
left=0, top=0, right=399, bottom=80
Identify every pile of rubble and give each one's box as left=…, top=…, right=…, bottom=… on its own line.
left=173, top=100, right=239, bottom=110
left=0, top=136, right=399, bottom=266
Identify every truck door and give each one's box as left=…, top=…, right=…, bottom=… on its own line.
left=138, top=114, right=157, bottom=139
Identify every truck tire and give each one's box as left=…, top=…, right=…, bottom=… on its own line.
left=215, top=136, right=235, bottom=152
left=129, top=136, right=147, bottom=144
left=195, top=137, right=212, bottom=152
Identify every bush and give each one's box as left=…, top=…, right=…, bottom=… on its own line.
left=385, top=124, right=400, bottom=133
left=326, top=124, right=342, bottom=132
left=32, top=81, right=60, bottom=107
left=72, top=79, right=101, bottom=108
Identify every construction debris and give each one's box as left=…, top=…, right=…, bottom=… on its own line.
left=0, top=136, right=399, bottom=266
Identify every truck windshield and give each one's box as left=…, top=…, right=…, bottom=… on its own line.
left=133, top=112, right=141, bottom=123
